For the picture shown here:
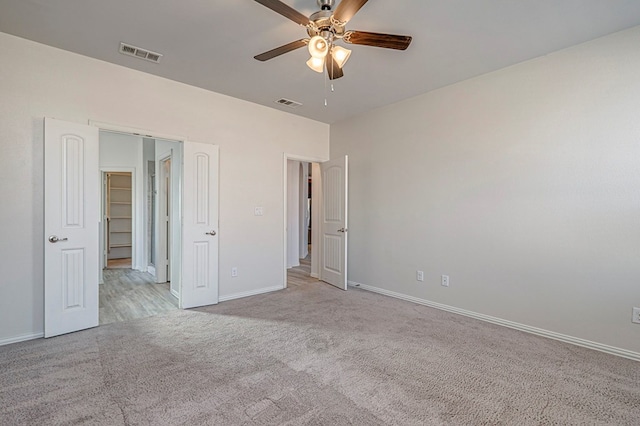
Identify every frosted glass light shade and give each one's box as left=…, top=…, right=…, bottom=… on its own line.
left=308, top=36, right=329, bottom=59
left=306, top=56, right=324, bottom=73
left=331, top=45, right=351, bottom=68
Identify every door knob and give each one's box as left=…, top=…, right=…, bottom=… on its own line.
left=48, top=235, right=68, bottom=243
left=337, top=228, right=347, bottom=233
left=205, top=230, right=217, bottom=236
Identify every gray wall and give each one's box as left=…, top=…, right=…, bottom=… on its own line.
left=0, top=32, right=329, bottom=344
left=330, top=27, right=640, bottom=354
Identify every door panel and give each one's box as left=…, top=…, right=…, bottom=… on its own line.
left=44, top=118, right=99, bottom=337
left=181, top=142, right=219, bottom=308
left=320, top=156, right=348, bottom=290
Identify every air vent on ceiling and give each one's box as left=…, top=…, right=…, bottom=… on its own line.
left=119, top=42, right=163, bottom=63
left=275, top=98, right=302, bottom=109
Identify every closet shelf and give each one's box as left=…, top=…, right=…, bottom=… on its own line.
left=107, top=173, right=132, bottom=260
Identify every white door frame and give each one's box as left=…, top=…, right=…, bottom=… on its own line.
left=155, top=151, right=172, bottom=284
left=89, top=121, right=186, bottom=143
left=283, top=153, right=327, bottom=288
left=99, top=167, right=136, bottom=277
left=90, top=120, right=186, bottom=306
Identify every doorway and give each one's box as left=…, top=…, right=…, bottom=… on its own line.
left=287, top=161, right=313, bottom=275
left=286, top=159, right=317, bottom=293
left=104, top=172, right=133, bottom=269
left=283, top=154, right=349, bottom=291
left=98, top=132, right=180, bottom=325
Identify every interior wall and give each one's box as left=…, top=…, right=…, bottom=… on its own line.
left=330, top=26, right=640, bottom=354
left=0, top=32, right=329, bottom=344
left=99, top=131, right=144, bottom=270
left=286, top=160, right=300, bottom=268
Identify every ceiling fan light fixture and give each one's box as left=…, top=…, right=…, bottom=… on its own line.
left=331, top=45, right=351, bottom=68
left=308, top=35, right=329, bottom=58
left=252, top=0, right=413, bottom=81
left=306, top=56, right=325, bottom=73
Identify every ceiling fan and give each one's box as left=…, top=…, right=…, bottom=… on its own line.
left=253, top=0, right=412, bottom=80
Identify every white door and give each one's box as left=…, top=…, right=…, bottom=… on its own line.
left=44, top=118, right=100, bottom=337
left=320, top=155, right=348, bottom=290
left=181, top=142, right=219, bottom=308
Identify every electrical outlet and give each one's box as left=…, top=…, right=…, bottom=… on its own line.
left=416, top=271, right=424, bottom=282
left=632, top=307, right=640, bottom=324
left=231, top=267, right=238, bottom=277
left=441, top=275, right=449, bottom=287
left=254, top=207, right=264, bottom=216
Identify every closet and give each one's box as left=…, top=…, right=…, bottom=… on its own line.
left=106, top=172, right=132, bottom=260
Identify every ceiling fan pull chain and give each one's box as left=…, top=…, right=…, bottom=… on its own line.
left=324, top=60, right=328, bottom=107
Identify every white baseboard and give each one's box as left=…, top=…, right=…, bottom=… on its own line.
left=0, top=332, right=44, bottom=347
left=170, top=288, right=179, bottom=299
left=147, top=265, right=156, bottom=276
left=310, top=273, right=319, bottom=279
left=349, top=280, right=640, bottom=362
left=219, top=285, right=284, bottom=302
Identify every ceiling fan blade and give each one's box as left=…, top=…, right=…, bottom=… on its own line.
left=343, top=30, right=412, bottom=50
left=254, top=39, right=308, bottom=61
left=332, top=0, right=369, bottom=26
left=253, top=0, right=310, bottom=26
left=326, top=55, right=344, bottom=80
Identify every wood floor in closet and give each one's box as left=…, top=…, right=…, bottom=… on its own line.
left=100, top=268, right=178, bottom=325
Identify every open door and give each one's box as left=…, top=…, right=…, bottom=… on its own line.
left=44, top=118, right=100, bottom=337
left=320, top=155, right=348, bottom=290
left=181, top=141, right=219, bottom=308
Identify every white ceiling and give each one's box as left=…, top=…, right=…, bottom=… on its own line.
left=2, top=0, right=640, bottom=124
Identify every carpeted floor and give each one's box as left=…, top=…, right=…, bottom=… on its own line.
left=1, top=270, right=639, bottom=425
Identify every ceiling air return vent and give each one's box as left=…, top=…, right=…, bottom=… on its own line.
left=119, top=42, right=163, bottom=63
left=275, top=98, right=302, bottom=109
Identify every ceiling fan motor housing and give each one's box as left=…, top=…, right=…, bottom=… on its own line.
left=317, top=0, right=334, bottom=10
left=308, top=9, right=345, bottom=38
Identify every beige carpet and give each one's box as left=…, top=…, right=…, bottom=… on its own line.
left=1, top=272, right=639, bottom=425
